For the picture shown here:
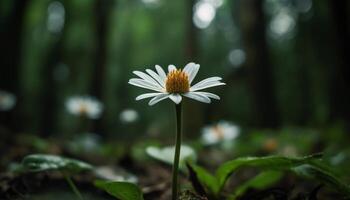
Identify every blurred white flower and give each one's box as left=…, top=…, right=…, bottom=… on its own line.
left=47, top=1, right=65, bottom=34
left=0, top=90, right=16, bottom=111
left=67, top=133, right=101, bottom=154
left=65, top=96, right=103, bottom=119
left=201, top=121, right=240, bottom=145
left=228, top=49, right=246, bottom=67
left=119, top=109, right=139, bottom=123
left=146, top=145, right=196, bottom=168
left=269, top=9, right=296, bottom=38
left=193, top=1, right=216, bottom=29
left=281, top=145, right=297, bottom=157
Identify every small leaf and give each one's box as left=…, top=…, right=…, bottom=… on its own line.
left=22, top=154, right=93, bottom=174
left=189, top=164, right=220, bottom=195
left=95, top=180, right=144, bottom=200
left=187, top=163, right=207, bottom=196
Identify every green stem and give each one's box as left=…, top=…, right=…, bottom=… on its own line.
left=63, top=173, right=84, bottom=200
left=172, top=103, right=182, bottom=200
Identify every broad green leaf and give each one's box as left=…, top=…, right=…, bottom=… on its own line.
left=215, top=154, right=321, bottom=193
left=292, top=160, right=350, bottom=196
left=22, top=154, right=93, bottom=174
left=95, top=180, right=144, bottom=200
left=190, top=153, right=350, bottom=198
left=229, top=171, right=283, bottom=199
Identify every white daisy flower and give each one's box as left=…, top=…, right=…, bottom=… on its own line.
left=119, top=108, right=139, bottom=123
left=128, top=62, right=225, bottom=106
left=201, top=121, right=240, bottom=145
left=0, top=90, right=16, bottom=111
left=65, top=96, right=103, bottom=119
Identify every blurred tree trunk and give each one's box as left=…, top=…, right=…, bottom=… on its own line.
left=185, top=0, right=197, bottom=60
left=41, top=0, right=71, bottom=137
left=41, top=48, right=57, bottom=137
left=328, top=0, right=350, bottom=128
left=236, top=0, right=280, bottom=128
left=91, top=0, right=114, bottom=134
left=295, top=18, right=312, bottom=126
left=183, top=0, right=203, bottom=138
left=41, top=36, right=65, bottom=137
left=0, top=0, right=29, bottom=131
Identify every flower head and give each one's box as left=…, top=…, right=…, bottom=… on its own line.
left=201, top=121, right=240, bottom=145
left=0, top=90, right=16, bottom=111
left=65, top=96, right=103, bottom=119
left=128, top=62, right=225, bottom=105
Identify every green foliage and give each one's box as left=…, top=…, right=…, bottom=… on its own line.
left=190, top=164, right=219, bottom=195
left=95, top=180, right=144, bottom=200
left=291, top=160, right=350, bottom=198
left=189, top=154, right=350, bottom=198
left=21, top=154, right=93, bottom=174
left=229, top=171, right=283, bottom=199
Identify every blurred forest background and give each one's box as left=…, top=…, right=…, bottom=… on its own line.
left=0, top=0, right=349, bottom=142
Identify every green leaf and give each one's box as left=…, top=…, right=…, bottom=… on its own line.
left=215, top=154, right=321, bottom=193
left=189, top=153, right=350, bottom=198
left=292, top=160, right=350, bottom=196
left=190, top=164, right=220, bottom=195
left=21, top=154, right=93, bottom=174
left=95, top=180, right=144, bottom=200
left=229, top=171, right=283, bottom=199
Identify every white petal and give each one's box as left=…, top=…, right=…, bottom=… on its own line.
left=183, top=62, right=196, bottom=74
left=190, top=81, right=225, bottom=92
left=146, top=69, right=165, bottom=86
left=189, top=64, right=200, bottom=83
left=183, top=92, right=211, bottom=103
left=191, top=77, right=222, bottom=88
left=169, top=94, right=182, bottom=104
left=168, top=65, right=176, bottom=73
left=155, top=65, right=167, bottom=82
left=194, top=92, right=220, bottom=100
left=129, top=79, right=164, bottom=92
left=149, top=94, right=170, bottom=106
left=129, top=78, right=162, bottom=89
left=130, top=75, right=162, bottom=89
left=136, top=93, right=163, bottom=101
left=133, top=71, right=162, bottom=87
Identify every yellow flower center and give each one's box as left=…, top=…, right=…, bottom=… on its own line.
left=78, top=104, right=88, bottom=115
left=165, top=69, right=190, bottom=93
left=213, top=126, right=225, bottom=140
